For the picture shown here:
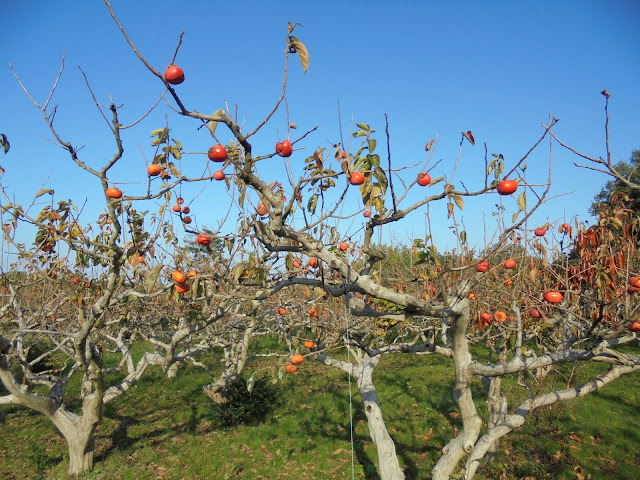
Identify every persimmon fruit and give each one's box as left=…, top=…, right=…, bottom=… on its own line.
left=291, top=354, right=304, bottom=365
left=106, top=187, right=122, bottom=199
left=503, top=258, right=516, bottom=269
left=196, top=233, right=211, bottom=245
left=544, top=291, right=563, bottom=303
left=276, top=139, right=293, bottom=157
left=496, top=179, right=518, bottom=195
left=349, top=171, right=365, bottom=185
left=285, top=364, right=297, bottom=373
left=417, top=173, right=432, bottom=186
left=164, top=65, right=185, bottom=85
left=208, top=144, right=228, bottom=162
left=172, top=271, right=187, bottom=284
left=147, top=164, right=161, bottom=176
left=475, top=261, right=489, bottom=272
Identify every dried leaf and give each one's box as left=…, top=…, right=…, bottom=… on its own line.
left=462, top=130, right=475, bottom=146
left=517, top=191, right=527, bottom=212
left=289, top=36, right=309, bottom=73
left=453, top=194, right=464, bottom=211
left=0, top=134, right=9, bottom=154
left=425, top=139, right=434, bottom=151
left=145, top=264, right=164, bottom=293
left=35, top=189, right=54, bottom=199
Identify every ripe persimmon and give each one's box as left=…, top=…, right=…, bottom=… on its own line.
left=544, top=291, right=563, bottom=303
left=494, top=311, right=507, bottom=322
left=496, top=179, right=518, bottom=195
left=147, top=164, right=161, bottom=176
left=175, top=283, right=190, bottom=293
left=291, top=354, right=304, bottom=365
left=172, top=271, right=187, bottom=284
left=106, top=187, right=122, bottom=199
left=503, top=258, right=516, bottom=269
left=276, top=307, right=286, bottom=315
left=285, top=364, right=297, bottom=373
left=349, top=171, right=365, bottom=185
left=475, top=261, right=489, bottom=272
left=196, top=233, right=211, bottom=245
left=308, top=307, right=319, bottom=318
left=304, top=340, right=315, bottom=349
left=308, top=257, right=319, bottom=268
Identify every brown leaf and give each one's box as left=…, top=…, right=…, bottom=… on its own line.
left=449, top=411, right=460, bottom=418
left=462, top=130, right=475, bottom=146
left=425, top=139, right=434, bottom=151
left=569, top=433, right=583, bottom=443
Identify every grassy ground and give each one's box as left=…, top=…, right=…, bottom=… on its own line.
left=1, top=349, right=639, bottom=479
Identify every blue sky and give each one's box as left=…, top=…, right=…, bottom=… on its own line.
left=1, top=1, right=639, bottom=258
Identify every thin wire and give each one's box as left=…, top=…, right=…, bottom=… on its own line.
left=345, top=264, right=356, bottom=480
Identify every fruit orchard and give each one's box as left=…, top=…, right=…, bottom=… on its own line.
left=1, top=2, right=639, bottom=479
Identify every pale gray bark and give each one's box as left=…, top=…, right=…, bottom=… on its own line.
left=318, top=350, right=405, bottom=480
left=203, top=323, right=254, bottom=403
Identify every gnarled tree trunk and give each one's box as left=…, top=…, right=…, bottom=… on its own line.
left=357, top=354, right=405, bottom=480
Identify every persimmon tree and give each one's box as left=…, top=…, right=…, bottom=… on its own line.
left=100, top=3, right=640, bottom=478
left=0, top=56, right=289, bottom=476
left=1, top=2, right=639, bottom=479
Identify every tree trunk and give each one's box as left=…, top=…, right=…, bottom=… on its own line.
left=67, top=433, right=95, bottom=475
left=357, top=354, right=405, bottom=480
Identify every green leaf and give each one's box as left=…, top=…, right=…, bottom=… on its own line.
left=35, top=189, right=54, bottom=199
left=367, top=139, right=377, bottom=153
left=173, top=139, right=183, bottom=150
left=356, top=123, right=370, bottom=132
left=368, top=154, right=380, bottom=168
left=207, top=120, right=218, bottom=137
left=150, top=128, right=164, bottom=137
left=151, top=137, right=163, bottom=147
left=353, top=130, right=368, bottom=138
left=512, top=211, right=521, bottom=222
left=430, top=176, right=445, bottom=186
left=169, top=163, right=181, bottom=177
left=289, top=36, right=310, bottom=73
left=145, top=264, right=164, bottom=293
left=170, top=146, right=182, bottom=160
left=453, top=194, right=464, bottom=211
left=0, top=134, right=9, bottom=154
left=517, top=191, right=526, bottom=212
left=307, top=193, right=318, bottom=214
left=459, top=230, right=467, bottom=245
left=246, top=372, right=256, bottom=394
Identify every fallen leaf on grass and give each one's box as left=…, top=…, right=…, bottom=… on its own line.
left=569, top=433, right=583, bottom=443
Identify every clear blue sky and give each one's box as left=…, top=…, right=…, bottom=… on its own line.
left=1, top=1, right=639, bottom=256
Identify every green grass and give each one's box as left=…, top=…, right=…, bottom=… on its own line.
left=1, top=351, right=639, bottom=479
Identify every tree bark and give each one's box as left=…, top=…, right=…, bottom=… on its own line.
left=357, top=354, right=405, bottom=480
